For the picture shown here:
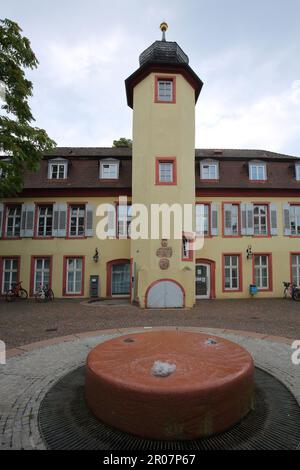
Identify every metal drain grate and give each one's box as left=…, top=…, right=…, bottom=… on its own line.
left=38, top=367, right=300, bottom=450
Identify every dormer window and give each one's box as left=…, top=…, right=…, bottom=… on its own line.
left=200, top=160, right=219, bottom=180
left=155, top=76, right=176, bottom=103
left=249, top=162, right=267, bottom=181
left=100, top=159, right=119, bottom=180
left=48, top=159, right=68, bottom=179
left=0, top=157, right=10, bottom=178
left=295, top=164, right=300, bottom=181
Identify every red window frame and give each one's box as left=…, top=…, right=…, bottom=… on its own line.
left=34, top=203, right=55, bottom=239
left=252, top=253, right=273, bottom=292
left=0, top=256, right=21, bottom=294
left=154, top=75, right=176, bottom=104
left=222, top=202, right=241, bottom=238
left=288, top=203, right=300, bottom=238
left=30, top=256, right=53, bottom=297
left=106, top=259, right=131, bottom=297
left=62, top=256, right=85, bottom=297
left=182, top=233, right=194, bottom=261
left=66, top=202, right=87, bottom=239
left=252, top=202, right=271, bottom=238
left=116, top=203, right=132, bottom=239
left=196, top=202, right=211, bottom=238
left=2, top=203, right=23, bottom=240
left=290, top=252, right=300, bottom=286
left=222, top=253, right=243, bottom=293
left=155, top=157, right=177, bottom=185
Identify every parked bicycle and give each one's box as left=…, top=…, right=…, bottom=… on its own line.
left=283, top=281, right=300, bottom=301
left=34, top=284, right=54, bottom=302
left=5, top=281, right=28, bottom=302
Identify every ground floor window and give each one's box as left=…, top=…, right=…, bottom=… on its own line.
left=253, top=254, right=272, bottom=290
left=223, top=254, right=241, bottom=291
left=33, top=258, right=51, bottom=293
left=64, top=257, right=84, bottom=295
left=111, top=263, right=130, bottom=296
left=291, top=254, right=300, bottom=287
left=2, top=258, right=19, bottom=293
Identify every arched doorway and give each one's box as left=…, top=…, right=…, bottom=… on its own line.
left=195, top=259, right=216, bottom=300
left=106, top=259, right=130, bottom=297
left=146, top=279, right=185, bottom=308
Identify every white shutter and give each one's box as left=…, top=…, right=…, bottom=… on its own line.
left=107, top=204, right=116, bottom=238
left=241, top=203, right=247, bottom=235
left=246, top=203, right=254, bottom=235
left=85, top=204, right=94, bottom=237
left=23, top=203, right=35, bottom=237
left=283, top=204, right=291, bottom=236
left=52, top=203, right=59, bottom=237
left=0, top=203, right=3, bottom=238
left=20, top=204, right=26, bottom=237
left=57, top=203, right=67, bottom=237
left=211, top=203, right=219, bottom=236
left=224, top=204, right=232, bottom=236
left=270, top=203, right=278, bottom=236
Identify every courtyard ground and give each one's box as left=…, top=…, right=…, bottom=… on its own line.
left=0, top=298, right=299, bottom=348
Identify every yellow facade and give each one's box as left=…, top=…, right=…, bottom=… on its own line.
left=131, top=72, right=196, bottom=307
left=0, top=194, right=299, bottom=302
left=1, top=34, right=299, bottom=307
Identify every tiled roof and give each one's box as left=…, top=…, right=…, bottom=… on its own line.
left=8, top=147, right=300, bottom=192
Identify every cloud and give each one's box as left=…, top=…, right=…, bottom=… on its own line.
left=45, top=31, right=125, bottom=87
left=197, top=80, right=300, bottom=154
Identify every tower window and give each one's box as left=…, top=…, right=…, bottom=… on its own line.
left=155, top=157, right=177, bottom=185
left=155, top=76, right=176, bottom=103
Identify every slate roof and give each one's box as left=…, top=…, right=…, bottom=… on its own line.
left=139, top=40, right=189, bottom=67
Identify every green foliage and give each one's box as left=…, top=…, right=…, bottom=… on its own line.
left=113, top=137, right=132, bottom=148
left=0, top=18, right=56, bottom=196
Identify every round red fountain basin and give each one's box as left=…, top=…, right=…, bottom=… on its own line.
left=85, top=331, right=254, bottom=440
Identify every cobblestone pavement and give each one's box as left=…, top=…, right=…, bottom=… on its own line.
left=0, top=298, right=300, bottom=349
left=0, top=327, right=299, bottom=450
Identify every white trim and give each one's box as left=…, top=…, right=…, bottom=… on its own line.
left=200, top=161, right=219, bottom=180
left=48, top=160, right=68, bottom=179
left=100, top=160, right=119, bottom=179
left=292, top=254, right=300, bottom=287
left=66, top=258, right=83, bottom=294
left=254, top=255, right=269, bottom=289
left=195, top=263, right=210, bottom=299
left=34, top=258, right=50, bottom=294
left=249, top=162, right=267, bottom=181
left=224, top=255, right=240, bottom=291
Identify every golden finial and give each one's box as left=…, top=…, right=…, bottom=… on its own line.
left=160, top=22, right=168, bottom=41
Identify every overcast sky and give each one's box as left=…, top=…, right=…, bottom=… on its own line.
left=2, top=0, right=300, bottom=155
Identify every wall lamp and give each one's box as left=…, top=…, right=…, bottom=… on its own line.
left=246, top=245, right=253, bottom=260
left=93, top=248, right=99, bottom=263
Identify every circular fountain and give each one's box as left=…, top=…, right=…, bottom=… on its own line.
left=85, top=330, right=254, bottom=440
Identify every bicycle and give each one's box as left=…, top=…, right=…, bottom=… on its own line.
left=5, top=281, right=28, bottom=302
left=34, top=284, right=54, bottom=302
left=283, top=281, right=300, bottom=301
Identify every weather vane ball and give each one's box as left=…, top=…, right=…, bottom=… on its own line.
left=160, top=22, right=168, bottom=41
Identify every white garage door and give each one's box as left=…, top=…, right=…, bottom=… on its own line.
left=147, top=281, right=184, bottom=308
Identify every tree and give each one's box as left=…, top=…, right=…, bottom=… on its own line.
left=0, top=18, right=55, bottom=196
left=113, top=137, right=132, bottom=148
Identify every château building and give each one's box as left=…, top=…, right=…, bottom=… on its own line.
left=1, top=24, right=300, bottom=308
